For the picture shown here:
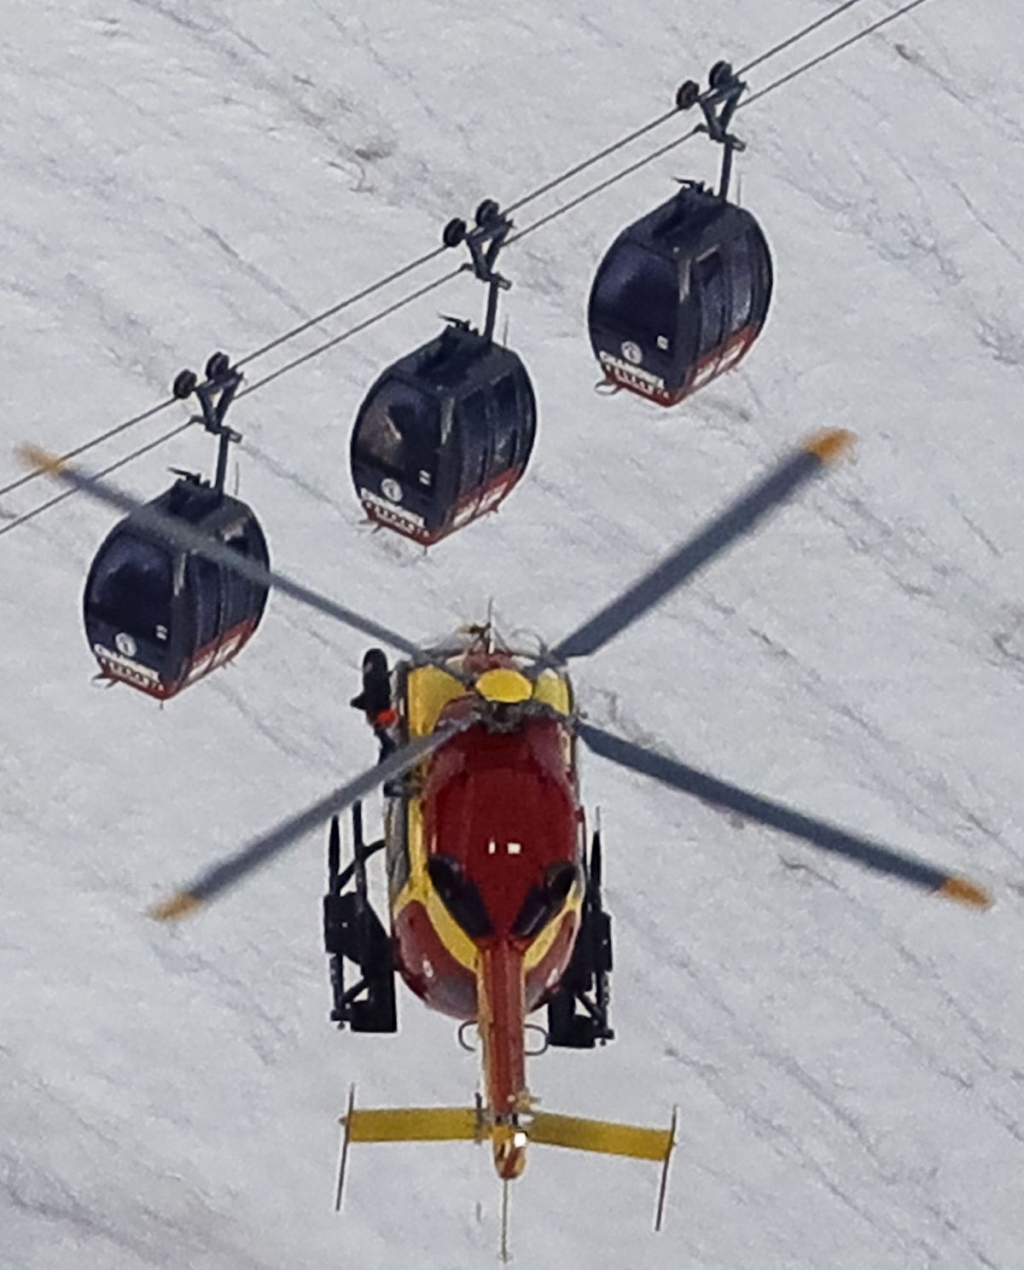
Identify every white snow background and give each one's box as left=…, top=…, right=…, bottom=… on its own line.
left=1, top=1, right=1023, bottom=1267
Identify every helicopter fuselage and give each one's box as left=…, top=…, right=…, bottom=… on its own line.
left=380, top=641, right=585, bottom=1166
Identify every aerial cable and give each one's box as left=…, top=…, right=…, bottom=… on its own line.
left=737, top=0, right=872, bottom=77
left=1, top=0, right=936, bottom=533
left=0, top=418, right=194, bottom=540
left=504, top=108, right=682, bottom=218
left=233, top=242, right=451, bottom=370
left=508, top=126, right=702, bottom=248
left=0, top=394, right=178, bottom=504
left=235, top=266, right=464, bottom=401
left=740, top=0, right=933, bottom=111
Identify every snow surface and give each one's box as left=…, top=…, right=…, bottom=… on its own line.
left=2, top=1, right=1023, bottom=1266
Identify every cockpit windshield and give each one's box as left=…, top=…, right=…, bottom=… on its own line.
left=428, top=855, right=493, bottom=938
left=512, top=863, right=577, bottom=940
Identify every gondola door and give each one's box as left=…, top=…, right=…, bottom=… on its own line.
left=449, top=387, right=494, bottom=533
left=686, top=221, right=772, bottom=396
left=180, top=552, right=223, bottom=690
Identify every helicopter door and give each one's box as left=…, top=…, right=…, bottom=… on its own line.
left=84, top=531, right=185, bottom=685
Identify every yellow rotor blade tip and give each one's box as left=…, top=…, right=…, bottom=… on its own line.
left=17, top=443, right=67, bottom=475
left=805, top=430, right=856, bottom=464
left=939, top=877, right=992, bottom=909
left=148, top=892, right=204, bottom=922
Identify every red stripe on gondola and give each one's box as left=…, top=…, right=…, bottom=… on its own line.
left=93, top=613, right=261, bottom=701
left=361, top=462, right=526, bottom=546
left=602, top=323, right=763, bottom=407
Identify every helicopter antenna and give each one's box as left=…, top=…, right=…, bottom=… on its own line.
left=499, top=1178, right=512, bottom=1262
left=676, top=61, right=748, bottom=200
left=172, top=351, right=243, bottom=496
left=442, top=199, right=513, bottom=344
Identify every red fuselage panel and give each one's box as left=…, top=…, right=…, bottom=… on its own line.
left=423, top=717, right=579, bottom=936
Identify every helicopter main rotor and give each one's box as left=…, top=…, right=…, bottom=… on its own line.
left=20, top=433, right=992, bottom=913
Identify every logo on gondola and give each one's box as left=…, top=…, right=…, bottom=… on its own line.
left=381, top=478, right=403, bottom=504
left=599, top=351, right=667, bottom=394
left=360, top=489, right=426, bottom=532
left=621, top=341, right=643, bottom=365
left=115, top=632, right=137, bottom=657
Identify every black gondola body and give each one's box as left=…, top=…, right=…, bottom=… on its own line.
left=351, top=325, right=537, bottom=546
left=588, top=184, right=772, bottom=407
left=83, top=481, right=269, bottom=699
left=351, top=201, right=537, bottom=546
left=82, top=355, right=270, bottom=700
left=587, top=63, right=773, bottom=408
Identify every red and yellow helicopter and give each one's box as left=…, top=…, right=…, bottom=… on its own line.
left=23, top=428, right=991, bottom=1249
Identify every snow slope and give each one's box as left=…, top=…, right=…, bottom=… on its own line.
left=1, top=1, right=1022, bottom=1266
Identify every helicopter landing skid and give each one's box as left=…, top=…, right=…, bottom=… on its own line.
left=323, top=802, right=397, bottom=1033
left=546, top=825, right=614, bottom=1048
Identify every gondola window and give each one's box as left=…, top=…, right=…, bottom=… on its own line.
left=591, top=243, right=678, bottom=352
left=88, top=534, right=173, bottom=637
left=695, top=249, right=727, bottom=357
left=456, top=389, right=490, bottom=498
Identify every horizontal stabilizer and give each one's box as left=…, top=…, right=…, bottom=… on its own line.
left=337, top=1093, right=677, bottom=1230
left=346, top=1106, right=480, bottom=1143
left=529, top=1110, right=673, bottom=1162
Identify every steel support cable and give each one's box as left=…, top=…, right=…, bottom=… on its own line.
left=507, top=126, right=703, bottom=248
left=504, top=107, right=681, bottom=217
left=2, top=0, right=875, bottom=504
left=0, top=418, right=195, bottom=540
left=737, top=0, right=871, bottom=76
left=2, top=0, right=933, bottom=533
left=509, top=0, right=934, bottom=249
left=234, top=266, right=464, bottom=400
left=0, top=395, right=178, bottom=503
left=233, top=242, right=450, bottom=370
left=739, top=0, right=932, bottom=111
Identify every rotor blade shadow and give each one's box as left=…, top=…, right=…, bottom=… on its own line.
left=576, top=721, right=990, bottom=907
left=150, top=722, right=469, bottom=919
left=19, top=444, right=422, bottom=658
left=548, top=431, right=853, bottom=666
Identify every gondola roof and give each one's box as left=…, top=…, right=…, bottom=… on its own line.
left=138, top=479, right=256, bottom=539
left=385, top=324, right=524, bottom=394
left=623, top=184, right=757, bottom=260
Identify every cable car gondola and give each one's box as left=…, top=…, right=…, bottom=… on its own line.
left=351, top=201, right=537, bottom=545
left=588, top=63, right=773, bottom=407
left=83, top=355, right=270, bottom=700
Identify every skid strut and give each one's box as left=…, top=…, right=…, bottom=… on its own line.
left=323, top=803, right=397, bottom=1032
left=547, top=822, right=614, bottom=1047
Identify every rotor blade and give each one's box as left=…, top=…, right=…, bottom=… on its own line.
left=18, top=445, right=422, bottom=658
left=149, top=721, right=470, bottom=920
left=548, top=431, right=853, bottom=665
left=576, top=721, right=991, bottom=908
